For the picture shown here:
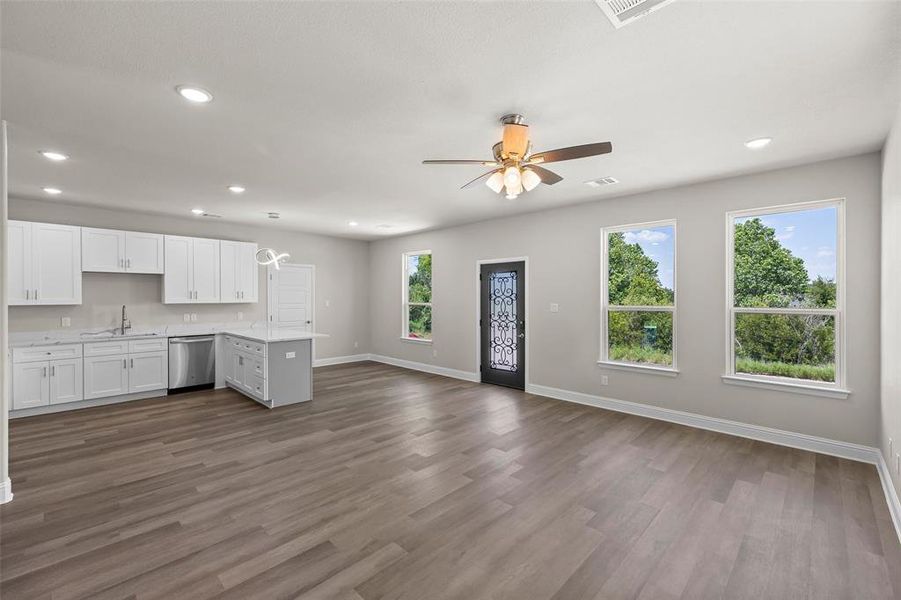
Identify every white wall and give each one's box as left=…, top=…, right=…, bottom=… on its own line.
left=881, top=103, right=901, bottom=497
left=7, top=199, right=371, bottom=359
left=369, top=153, right=882, bottom=446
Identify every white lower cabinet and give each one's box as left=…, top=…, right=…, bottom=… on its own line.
left=12, top=362, right=49, bottom=409
left=129, top=351, right=168, bottom=393
left=84, top=354, right=130, bottom=400
left=50, top=358, right=84, bottom=405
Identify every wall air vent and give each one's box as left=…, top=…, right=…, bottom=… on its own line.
left=594, top=0, right=677, bottom=29
left=585, top=176, right=619, bottom=188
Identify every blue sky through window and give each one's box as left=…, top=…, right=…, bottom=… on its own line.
left=622, top=225, right=675, bottom=290
left=735, top=206, right=837, bottom=281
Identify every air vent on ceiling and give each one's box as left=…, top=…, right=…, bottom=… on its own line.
left=594, top=0, right=677, bottom=29
left=585, top=176, right=619, bottom=187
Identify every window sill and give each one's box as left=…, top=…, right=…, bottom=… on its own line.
left=721, top=375, right=850, bottom=399
left=400, top=337, right=432, bottom=345
left=597, top=360, right=679, bottom=377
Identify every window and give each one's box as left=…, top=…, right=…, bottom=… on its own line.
left=403, top=250, right=432, bottom=341
left=601, top=221, right=676, bottom=371
left=726, top=199, right=845, bottom=393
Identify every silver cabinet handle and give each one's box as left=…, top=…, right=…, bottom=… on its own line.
left=25, top=289, right=30, bottom=300
left=42, top=366, right=47, bottom=377
left=35, top=289, right=38, bottom=300
left=130, top=358, right=134, bottom=368
left=51, top=365, right=55, bottom=376
left=123, top=358, right=127, bottom=369
left=120, top=258, right=124, bottom=268
left=127, top=258, right=131, bottom=268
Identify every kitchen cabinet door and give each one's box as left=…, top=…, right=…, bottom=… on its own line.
left=129, top=351, right=168, bottom=393
left=239, top=242, right=259, bottom=303
left=49, top=358, right=84, bottom=405
left=81, top=227, right=126, bottom=272
left=13, top=362, right=49, bottom=409
left=192, top=237, right=220, bottom=303
left=126, top=231, right=164, bottom=274
left=32, top=222, right=82, bottom=305
left=84, top=354, right=129, bottom=400
left=163, top=235, right=193, bottom=303
left=220, top=240, right=241, bottom=303
left=7, top=220, right=32, bottom=305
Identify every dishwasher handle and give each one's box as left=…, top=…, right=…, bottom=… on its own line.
left=169, top=336, right=215, bottom=343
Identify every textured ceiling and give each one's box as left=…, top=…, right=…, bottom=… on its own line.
left=1, top=1, right=899, bottom=239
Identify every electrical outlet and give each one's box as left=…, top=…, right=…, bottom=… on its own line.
left=183, top=314, right=190, bottom=322
left=601, top=375, right=609, bottom=386
left=433, top=349, right=438, bottom=358
left=237, top=311, right=243, bottom=321
left=60, top=317, right=71, bottom=327
left=354, top=341, right=359, bottom=349
left=325, top=299, right=331, bottom=308
left=190, top=313, right=198, bottom=322
left=550, top=303, right=559, bottom=313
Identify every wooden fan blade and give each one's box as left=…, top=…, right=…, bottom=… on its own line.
left=526, top=165, right=563, bottom=185
left=423, top=159, right=499, bottom=166
left=461, top=169, right=500, bottom=189
left=528, top=142, right=612, bottom=165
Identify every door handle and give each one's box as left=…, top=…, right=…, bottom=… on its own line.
left=518, top=333, right=525, bottom=339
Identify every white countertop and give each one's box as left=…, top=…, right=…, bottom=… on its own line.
left=8, top=323, right=328, bottom=348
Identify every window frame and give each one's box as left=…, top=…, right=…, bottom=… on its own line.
left=401, top=249, right=432, bottom=343
left=599, top=219, right=678, bottom=375
left=724, top=198, right=848, bottom=397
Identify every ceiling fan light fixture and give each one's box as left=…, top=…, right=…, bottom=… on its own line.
left=503, top=166, right=521, bottom=190
left=521, top=168, right=541, bottom=192
left=486, top=171, right=504, bottom=193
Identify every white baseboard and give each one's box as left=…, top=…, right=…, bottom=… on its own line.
left=368, top=354, right=479, bottom=382
left=314, top=354, right=371, bottom=368
left=0, top=478, right=12, bottom=504
left=877, top=453, right=901, bottom=542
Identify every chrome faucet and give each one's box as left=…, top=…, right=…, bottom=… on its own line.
left=121, top=305, right=131, bottom=335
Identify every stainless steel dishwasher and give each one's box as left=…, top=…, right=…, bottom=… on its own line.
left=168, top=336, right=215, bottom=392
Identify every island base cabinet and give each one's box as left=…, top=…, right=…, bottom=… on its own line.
left=84, top=355, right=129, bottom=400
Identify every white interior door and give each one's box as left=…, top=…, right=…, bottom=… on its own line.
left=268, top=264, right=314, bottom=331
left=7, top=220, right=32, bottom=305
left=81, top=227, right=125, bottom=272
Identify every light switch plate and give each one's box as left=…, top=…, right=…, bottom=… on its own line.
left=325, top=299, right=331, bottom=308
left=550, top=303, right=559, bottom=313
left=237, top=311, right=243, bottom=321
left=601, top=375, right=609, bottom=386
left=60, top=317, right=71, bottom=327
left=286, top=351, right=296, bottom=359
left=183, top=314, right=190, bottom=322
left=190, top=313, right=197, bottom=322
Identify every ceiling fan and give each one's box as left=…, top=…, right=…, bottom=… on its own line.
left=423, top=114, right=613, bottom=199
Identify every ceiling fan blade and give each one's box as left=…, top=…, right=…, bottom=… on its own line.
left=528, top=142, right=612, bottom=165
left=526, top=165, right=563, bottom=185
left=423, top=159, right=499, bottom=166
left=461, top=169, right=500, bottom=189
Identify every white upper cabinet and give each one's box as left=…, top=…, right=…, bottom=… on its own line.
left=8, top=221, right=81, bottom=305
left=163, top=235, right=220, bottom=304
left=126, top=231, right=164, bottom=273
left=82, top=227, right=163, bottom=274
left=221, top=241, right=259, bottom=303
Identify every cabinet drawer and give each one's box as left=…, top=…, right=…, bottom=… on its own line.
left=239, top=340, right=266, bottom=356
left=13, top=344, right=82, bottom=364
left=246, top=373, right=265, bottom=400
left=129, top=338, right=167, bottom=353
left=83, top=340, right=131, bottom=357
left=251, top=356, right=266, bottom=379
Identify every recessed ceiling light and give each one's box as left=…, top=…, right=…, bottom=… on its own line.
left=39, top=150, right=68, bottom=161
left=348, top=221, right=359, bottom=227
left=42, top=187, right=62, bottom=195
left=176, top=85, right=213, bottom=104
left=227, top=185, right=245, bottom=194
left=744, top=137, right=772, bottom=149
left=191, top=208, right=205, bottom=215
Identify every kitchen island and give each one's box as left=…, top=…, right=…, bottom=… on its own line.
left=220, top=328, right=328, bottom=408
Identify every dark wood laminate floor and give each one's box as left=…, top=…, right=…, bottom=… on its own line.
left=1, top=362, right=900, bottom=600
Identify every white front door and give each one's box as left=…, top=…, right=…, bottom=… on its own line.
left=267, top=264, right=314, bottom=331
